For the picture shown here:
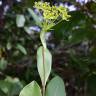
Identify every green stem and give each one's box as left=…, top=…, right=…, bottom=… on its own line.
left=42, top=46, right=45, bottom=96
left=40, top=30, right=46, bottom=49
left=54, top=19, right=63, bottom=26
left=40, top=30, right=46, bottom=96
left=42, top=84, right=45, bottom=96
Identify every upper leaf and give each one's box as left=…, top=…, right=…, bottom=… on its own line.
left=37, top=46, right=52, bottom=86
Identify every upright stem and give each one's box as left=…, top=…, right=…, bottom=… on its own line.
left=40, top=29, right=46, bottom=96
left=42, top=84, right=45, bottom=96
left=40, top=30, right=46, bottom=49
left=42, top=47, right=46, bottom=96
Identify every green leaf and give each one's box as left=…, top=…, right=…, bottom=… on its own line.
left=37, top=46, right=52, bottom=86
left=24, top=26, right=34, bottom=34
left=46, top=76, right=66, bottom=96
left=53, top=11, right=86, bottom=40
left=6, top=42, right=12, bottom=50
left=0, top=80, right=11, bottom=94
left=6, top=77, right=23, bottom=96
left=0, top=58, right=7, bottom=70
left=0, top=89, right=6, bottom=96
left=0, top=77, right=23, bottom=96
left=19, top=81, right=42, bottom=96
left=28, top=8, right=42, bottom=26
left=16, top=14, right=25, bottom=27
left=69, top=28, right=96, bottom=44
left=16, top=44, right=27, bottom=55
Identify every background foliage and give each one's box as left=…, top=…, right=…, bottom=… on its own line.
left=0, top=0, right=96, bottom=96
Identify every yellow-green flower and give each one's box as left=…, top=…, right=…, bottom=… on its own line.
left=43, top=9, right=58, bottom=20
left=34, top=1, right=70, bottom=21
left=57, top=6, right=71, bottom=20
left=34, top=1, right=71, bottom=31
left=34, top=1, right=51, bottom=11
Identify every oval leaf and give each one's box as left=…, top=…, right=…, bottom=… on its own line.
left=28, top=8, right=42, bottom=27
left=16, top=14, right=25, bottom=27
left=0, top=58, right=7, bottom=70
left=37, top=46, right=52, bottom=86
left=19, top=81, right=42, bottom=96
left=46, top=76, right=66, bottom=96
left=16, top=44, right=27, bottom=55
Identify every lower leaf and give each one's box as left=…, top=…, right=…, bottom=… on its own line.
left=46, top=76, right=66, bottom=96
left=19, top=81, right=42, bottom=96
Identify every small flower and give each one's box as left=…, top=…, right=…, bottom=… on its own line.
left=34, top=1, right=71, bottom=31
left=57, top=6, right=71, bottom=20
left=34, top=1, right=51, bottom=11
left=34, top=1, right=70, bottom=21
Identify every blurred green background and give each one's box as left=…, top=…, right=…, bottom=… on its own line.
left=0, top=0, right=96, bottom=96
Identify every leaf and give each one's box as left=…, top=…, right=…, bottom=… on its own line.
left=37, top=46, right=52, bottom=86
left=16, top=14, right=25, bottom=27
left=0, top=89, right=6, bottom=96
left=69, top=28, right=96, bottom=44
left=24, top=26, right=34, bottom=34
left=46, top=76, right=66, bottom=96
left=6, top=77, right=23, bottom=96
left=53, top=11, right=86, bottom=40
left=0, top=58, right=7, bottom=70
left=16, top=44, right=27, bottom=55
left=6, top=42, right=12, bottom=50
left=28, top=8, right=42, bottom=26
left=0, top=80, right=11, bottom=94
left=0, top=77, right=23, bottom=96
left=19, top=81, right=42, bottom=96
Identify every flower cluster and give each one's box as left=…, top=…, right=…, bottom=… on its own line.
left=34, top=1, right=70, bottom=20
